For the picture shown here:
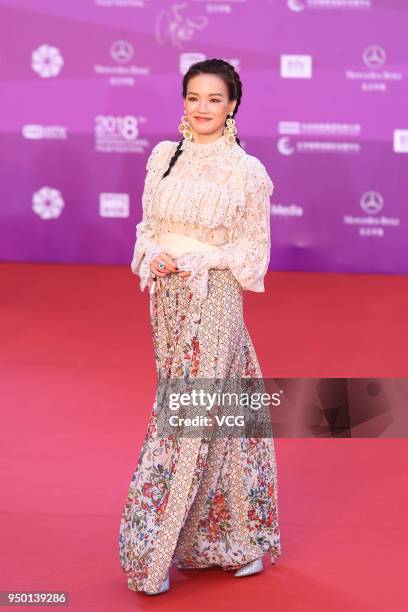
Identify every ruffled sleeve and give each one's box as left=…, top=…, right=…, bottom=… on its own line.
left=130, top=140, right=174, bottom=292
left=176, top=157, right=273, bottom=299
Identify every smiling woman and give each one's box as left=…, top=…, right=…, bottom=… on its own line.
left=118, top=58, right=281, bottom=596
left=182, top=78, right=231, bottom=144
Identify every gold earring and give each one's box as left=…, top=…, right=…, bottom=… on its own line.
left=178, top=114, right=194, bottom=141
left=223, top=112, right=237, bottom=145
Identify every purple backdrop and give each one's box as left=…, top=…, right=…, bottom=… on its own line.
left=0, top=0, right=407, bottom=273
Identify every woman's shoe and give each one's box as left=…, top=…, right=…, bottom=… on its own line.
left=143, top=571, right=170, bottom=595
left=234, top=557, right=263, bottom=577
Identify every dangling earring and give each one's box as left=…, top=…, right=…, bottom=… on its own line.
left=178, top=114, right=194, bottom=141
left=223, top=112, right=237, bottom=145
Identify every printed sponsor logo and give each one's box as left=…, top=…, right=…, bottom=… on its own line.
left=343, top=191, right=400, bottom=237
left=277, top=136, right=360, bottom=155
left=94, top=40, right=149, bottom=86
left=281, top=54, right=312, bottom=79
left=393, top=130, right=408, bottom=153
left=279, top=121, right=361, bottom=136
left=345, top=46, right=402, bottom=92
left=271, top=204, right=304, bottom=217
left=99, top=193, right=129, bottom=218
left=110, top=40, right=134, bottom=64
left=360, top=191, right=383, bottom=215
left=22, top=124, right=67, bottom=140
left=288, top=0, right=371, bottom=10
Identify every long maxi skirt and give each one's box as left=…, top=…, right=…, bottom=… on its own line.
left=118, top=269, right=282, bottom=593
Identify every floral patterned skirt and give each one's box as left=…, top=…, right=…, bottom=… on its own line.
left=118, top=269, right=282, bottom=593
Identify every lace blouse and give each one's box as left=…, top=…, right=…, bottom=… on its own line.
left=131, top=134, right=274, bottom=300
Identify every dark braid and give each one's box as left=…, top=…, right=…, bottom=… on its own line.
left=162, top=139, right=184, bottom=179
left=162, top=58, right=243, bottom=179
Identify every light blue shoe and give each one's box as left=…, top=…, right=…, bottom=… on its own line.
left=143, top=571, right=170, bottom=595
left=234, top=557, right=263, bottom=577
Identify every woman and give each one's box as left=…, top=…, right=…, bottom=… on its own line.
left=118, top=58, right=282, bottom=595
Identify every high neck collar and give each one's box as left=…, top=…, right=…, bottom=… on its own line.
left=181, top=134, right=232, bottom=158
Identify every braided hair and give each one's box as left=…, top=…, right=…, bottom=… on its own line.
left=162, top=58, right=243, bottom=179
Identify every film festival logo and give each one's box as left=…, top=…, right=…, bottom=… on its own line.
left=94, top=114, right=149, bottom=154
left=32, top=187, right=65, bottom=220
left=31, top=44, right=64, bottom=78
left=343, top=191, right=400, bottom=238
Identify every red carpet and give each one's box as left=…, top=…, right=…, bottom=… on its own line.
left=1, top=262, right=407, bottom=611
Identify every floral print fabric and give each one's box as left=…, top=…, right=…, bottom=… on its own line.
left=118, top=270, right=282, bottom=593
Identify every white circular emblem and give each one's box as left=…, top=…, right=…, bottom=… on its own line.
left=32, top=186, right=65, bottom=219
left=31, top=44, right=64, bottom=78
left=287, top=0, right=305, bottom=12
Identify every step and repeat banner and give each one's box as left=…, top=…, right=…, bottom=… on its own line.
left=0, top=0, right=407, bottom=273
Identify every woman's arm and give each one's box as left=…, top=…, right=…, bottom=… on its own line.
left=131, top=140, right=174, bottom=291
left=176, top=158, right=274, bottom=298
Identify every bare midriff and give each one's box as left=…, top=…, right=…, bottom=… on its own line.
left=157, top=232, right=221, bottom=257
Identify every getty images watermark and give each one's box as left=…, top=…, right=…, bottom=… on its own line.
left=155, top=377, right=277, bottom=438
left=153, top=377, right=407, bottom=439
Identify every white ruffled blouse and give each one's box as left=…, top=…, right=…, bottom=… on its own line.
left=131, top=134, right=274, bottom=300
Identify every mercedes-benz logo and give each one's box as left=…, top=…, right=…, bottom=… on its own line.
left=360, top=191, right=383, bottom=215
left=110, top=40, right=134, bottom=64
left=363, top=45, right=386, bottom=68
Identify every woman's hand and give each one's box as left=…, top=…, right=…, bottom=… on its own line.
left=150, top=252, right=178, bottom=277
left=150, top=252, right=192, bottom=279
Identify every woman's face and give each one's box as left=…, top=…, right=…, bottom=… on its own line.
left=184, top=73, right=236, bottom=142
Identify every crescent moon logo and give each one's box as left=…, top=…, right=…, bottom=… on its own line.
left=277, top=137, right=295, bottom=156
